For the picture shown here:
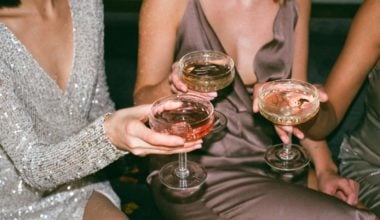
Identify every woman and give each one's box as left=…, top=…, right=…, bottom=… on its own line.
left=0, top=0, right=201, bottom=219
left=298, top=0, right=380, bottom=215
left=134, top=0, right=375, bottom=219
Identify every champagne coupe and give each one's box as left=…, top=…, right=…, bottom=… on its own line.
left=178, top=50, right=235, bottom=131
left=258, top=79, right=320, bottom=172
left=149, top=94, right=215, bottom=190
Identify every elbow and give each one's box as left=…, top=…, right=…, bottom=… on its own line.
left=19, top=163, right=62, bottom=192
left=22, top=174, right=57, bottom=192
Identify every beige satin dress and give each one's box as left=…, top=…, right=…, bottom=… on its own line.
left=147, top=0, right=376, bottom=219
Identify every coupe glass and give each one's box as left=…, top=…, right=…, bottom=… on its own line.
left=149, top=94, right=215, bottom=190
left=258, top=79, right=320, bottom=172
left=178, top=50, right=235, bottom=131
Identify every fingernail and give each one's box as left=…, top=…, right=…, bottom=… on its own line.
left=282, top=136, right=289, bottom=144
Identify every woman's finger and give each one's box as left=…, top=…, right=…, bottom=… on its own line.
left=252, top=83, right=263, bottom=113
left=335, top=190, right=349, bottom=203
left=171, top=64, right=188, bottom=92
left=274, top=125, right=291, bottom=144
left=335, top=179, right=358, bottom=205
left=292, top=127, right=305, bottom=139
left=314, top=84, right=328, bottom=103
left=187, top=91, right=217, bottom=100
left=346, top=180, right=359, bottom=205
left=170, top=83, right=180, bottom=94
left=130, top=143, right=202, bottom=156
left=126, top=134, right=203, bottom=156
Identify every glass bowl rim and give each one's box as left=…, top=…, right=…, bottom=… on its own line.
left=178, top=50, right=235, bottom=79
left=149, top=93, right=215, bottom=127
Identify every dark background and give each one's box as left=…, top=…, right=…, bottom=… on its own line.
left=102, top=1, right=366, bottom=219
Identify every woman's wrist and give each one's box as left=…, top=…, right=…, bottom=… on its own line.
left=315, top=164, right=338, bottom=179
left=102, top=112, right=129, bottom=154
left=102, top=112, right=113, bottom=142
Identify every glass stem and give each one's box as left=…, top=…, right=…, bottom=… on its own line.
left=281, top=130, right=296, bottom=160
left=175, top=152, right=190, bottom=179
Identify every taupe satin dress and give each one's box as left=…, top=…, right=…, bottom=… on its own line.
left=147, top=0, right=376, bottom=219
left=339, top=67, right=380, bottom=216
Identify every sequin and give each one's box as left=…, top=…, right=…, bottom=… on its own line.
left=0, top=0, right=127, bottom=219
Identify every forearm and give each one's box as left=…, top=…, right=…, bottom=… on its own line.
left=299, top=101, right=339, bottom=140
left=300, top=138, right=338, bottom=177
left=134, top=79, right=173, bottom=105
left=2, top=114, right=125, bottom=191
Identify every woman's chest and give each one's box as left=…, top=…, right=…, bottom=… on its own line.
left=200, top=1, right=280, bottom=84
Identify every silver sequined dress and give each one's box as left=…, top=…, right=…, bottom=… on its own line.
left=0, top=0, right=126, bottom=219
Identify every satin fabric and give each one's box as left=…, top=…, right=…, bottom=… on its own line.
left=340, top=67, right=380, bottom=215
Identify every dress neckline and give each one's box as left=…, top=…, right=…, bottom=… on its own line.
left=194, top=0, right=282, bottom=83
left=0, top=0, right=75, bottom=95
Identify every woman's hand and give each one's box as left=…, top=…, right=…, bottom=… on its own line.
left=302, top=138, right=358, bottom=205
left=168, top=62, right=217, bottom=100
left=316, top=170, right=359, bottom=206
left=103, top=104, right=202, bottom=156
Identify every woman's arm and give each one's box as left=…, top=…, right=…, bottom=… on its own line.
left=291, top=0, right=311, bottom=81
left=0, top=63, right=200, bottom=192
left=305, top=0, right=380, bottom=139
left=0, top=67, right=125, bottom=191
left=291, top=1, right=359, bottom=205
left=301, top=138, right=359, bottom=206
left=133, top=0, right=188, bottom=105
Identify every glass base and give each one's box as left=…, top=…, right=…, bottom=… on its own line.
left=212, top=110, right=227, bottom=133
left=159, top=160, right=207, bottom=190
left=264, top=143, right=310, bottom=172
left=204, top=110, right=228, bottom=141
